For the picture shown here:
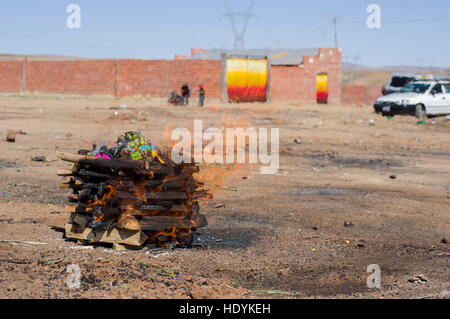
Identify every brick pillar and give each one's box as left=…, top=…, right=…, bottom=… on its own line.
left=21, top=57, right=27, bottom=93
left=114, top=59, right=118, bottom=98
left=266, top=56, right=271, bottom=102
left=220, top=53, right=228, bottom=103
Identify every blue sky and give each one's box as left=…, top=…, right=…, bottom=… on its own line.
left=0, top=0, right=449, bottom=67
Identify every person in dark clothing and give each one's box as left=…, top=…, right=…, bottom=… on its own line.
left=168, top=90, right=184, bottom=106
left=181, top=83, right=190, bottom=105
left=198, top=84, right=205, bottom=106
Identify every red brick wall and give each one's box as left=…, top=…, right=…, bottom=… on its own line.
left=342, top=85, right=367, bottom=105
left=342, top=84, right=383, bottom=105
left=0, top=50, right=341, bottom=102
left=367, top=85, right=383, bottom=105
left=25, top=60, right=116, bottom=95
left=0, top=61, right=22, bottom=92
left=270, top=48, right=341, bottom=103
left=117, top=59, right=221, bottom=98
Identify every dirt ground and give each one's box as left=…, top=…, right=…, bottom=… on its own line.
left=0, top=94, right=449, bottom=299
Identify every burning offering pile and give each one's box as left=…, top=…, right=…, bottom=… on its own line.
left=57, top=132, right=208, bottom=250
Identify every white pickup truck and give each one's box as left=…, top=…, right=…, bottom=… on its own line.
left=374, top=80, right=450, bottom=118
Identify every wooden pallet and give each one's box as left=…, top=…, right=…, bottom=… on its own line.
left=65, top=223, right=147, bottom=248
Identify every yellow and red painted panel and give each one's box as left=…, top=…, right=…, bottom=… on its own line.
left=227, top=57, right=267, bottom=103
left=316, top=73, right=328, bottom=104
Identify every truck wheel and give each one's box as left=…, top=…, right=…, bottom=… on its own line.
left=415, top=104, right=426, bottom=119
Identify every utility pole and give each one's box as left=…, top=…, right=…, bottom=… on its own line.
left=223, top=1, right=258, bottom=50
left=334, top=16, right=338, bottom=48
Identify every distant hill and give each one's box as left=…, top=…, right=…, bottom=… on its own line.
left=341, top=63, right=449, bottom=86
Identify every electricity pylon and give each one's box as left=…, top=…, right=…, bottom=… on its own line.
left=222, top=1, right=258, bottom=49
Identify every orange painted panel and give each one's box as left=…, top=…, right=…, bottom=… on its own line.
left=227, top=57, right=267, bottom=103
left=316, top=73, right=328, bottom=104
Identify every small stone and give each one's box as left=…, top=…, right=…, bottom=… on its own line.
left=344, top=221, right=354, bottom=227
left=31, top=156, right=46, bottom=162
left=389, top=175, right=397, bottom=180
left=438, top=289, right=450, bottom=299
left=6, top=130, right=16, bottom=143
left=440, top=238, right=447, bottom=244
left=408, top=274, right=428, bottom=283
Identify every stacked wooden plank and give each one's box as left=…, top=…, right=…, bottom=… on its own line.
left=57, top=152, right=208, bottom=250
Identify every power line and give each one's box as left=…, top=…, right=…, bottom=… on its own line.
left=0, top=31, right=149, bottom=49
left=282, top=21, right=333, bottom=44
left=342, top=16, right=450, bottom=25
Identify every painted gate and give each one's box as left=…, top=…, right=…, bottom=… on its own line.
left=316, top=73, right=328, bottom=104
left=227, top=56, right=268, bottom=103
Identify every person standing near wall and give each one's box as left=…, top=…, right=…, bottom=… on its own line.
left=181, top=83, right=190, bottom=105
left=198, top=84, right=205, bottom=106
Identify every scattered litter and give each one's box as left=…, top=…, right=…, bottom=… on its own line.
left=344, top=240, right=350, bottom=244
left=440, top=238, right=447, bottom=244
left=295, top=138, right=302, bottom=144
left=31, top=156, right=46, bottom=162
left=286, top=188, right=353, bottom=196
left=0, top=239, right=47, bottom=245
left=408, top=274, right=428, bottom=284
left=69, top=245, right=95, bottom=250
left=416, top=120, right=426, bottom=125
left=137, top=263, right=181, bottom=277
left=214, top=203, right=224, bottom=208
left=355, top=240, right=366, bottom=248
left=311, top=248, right=316, bottom=252
left=369, top=119, right=376, bottom=126
left=344, top=221, right=354, bottom=227
left=220, top=185, right=238, bottom=191
left=109, top=104, right=127, bottom=110
left=215, top=267, right=224, bottom=271
left=387, top=116, right=393, bottom=121
left=431, top=117, right=436, bottom=125
left=389, top=175, right=397, bottom=180
left=419, top=293, right=438, bottom=299
left=252, top=290, right=298, bottom=296
left=12, top=182, right=27, bottom=187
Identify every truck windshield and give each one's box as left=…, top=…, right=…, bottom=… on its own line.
left=399, top=83, right=430, bottom=94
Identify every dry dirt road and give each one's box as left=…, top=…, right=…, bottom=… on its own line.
left=0, top=94, right=449, bottom=299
